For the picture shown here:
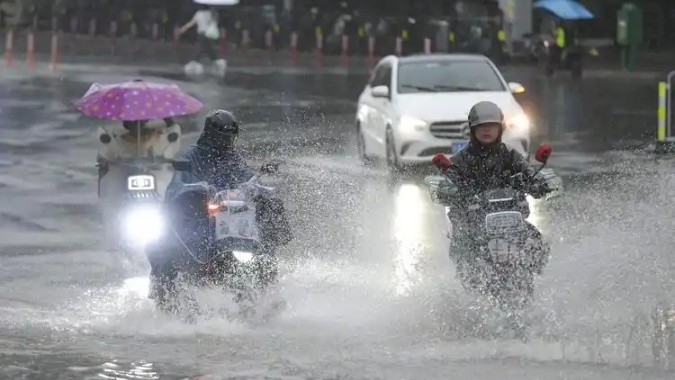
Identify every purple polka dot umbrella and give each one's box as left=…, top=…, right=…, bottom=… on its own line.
left=74, top=79, right=203, bottom=121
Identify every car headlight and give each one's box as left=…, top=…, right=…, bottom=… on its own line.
left=123, top=206, right=164, bottom=246
left=233, top=251, right=254, bottom=263
left=506, top=113, right=530, bottom=132
left=398, top=115, right=427, bottom=133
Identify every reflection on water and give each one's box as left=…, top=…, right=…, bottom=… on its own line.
left=392, top=184, right=426, bottom=296
left=98, top=361, right=159, bottom=380
left=120, top=277, right=151, bottom=300
left=86, top=277, right=150, bottom=319
left=526, top=195, right=543, bottom=230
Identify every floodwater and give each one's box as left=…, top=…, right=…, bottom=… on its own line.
left=0, top=62, right=673, bottom=379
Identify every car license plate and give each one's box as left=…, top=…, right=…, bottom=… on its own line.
left=452, top=140, right=468, bottom=152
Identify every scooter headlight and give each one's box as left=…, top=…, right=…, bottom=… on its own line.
left=123, top=206, right=164, bottom=246
left=232, top=251, right=254, bottom=263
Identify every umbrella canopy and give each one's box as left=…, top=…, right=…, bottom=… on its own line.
left=534, top=0, right=594, bottom=20
left=74, top=80, right=203, bottom=121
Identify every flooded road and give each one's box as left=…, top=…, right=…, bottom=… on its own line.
left=0, top=64, right=674, bottom=379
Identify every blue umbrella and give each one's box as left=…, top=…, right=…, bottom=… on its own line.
left=534, top=0, right=594, bottom=20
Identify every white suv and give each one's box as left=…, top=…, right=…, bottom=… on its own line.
left=356, top=54, right=531, bottom=170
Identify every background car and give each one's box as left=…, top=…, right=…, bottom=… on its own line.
left=356, top=54, right=531, bottom=171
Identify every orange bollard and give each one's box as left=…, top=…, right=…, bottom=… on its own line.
left=27, top=32, right=35, bottom=68
left=220, top=28, right=227, bottom=56
left=49, top=34, right=59, bottom=73
left=265, top=30, right=273, bottom=51
left=290, top=32, right=298, bottom=64
left=241, top=29, right=250, bottom=54
left=110, top=21, right=118, bottom=55
left=424, top=38, right=431, bottom=54
left=315, top=33, right=323, bottom=67
left=265, top=30, right=273, bottom=60
left=88, top=19, right=96, bottom=38
left=69, top=17, right=78, bottom=34
left=340, top=35, right=349, bottom=66
left=151, top=23, right=159, bottom=40
left=367, top=36, right=375, bottom=66
left=4, top=28, right=13, bottom=68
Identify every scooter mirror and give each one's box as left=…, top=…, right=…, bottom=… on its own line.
left=535, top=144, right=553, bottom=164
left=431, top=153, right=452, bottom=172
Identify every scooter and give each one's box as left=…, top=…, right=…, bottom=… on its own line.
left=97, top=157, right=174, bottom=274
left=425, top=145, right=563, bottom=333
left=147, top=161, right=290, bottom=321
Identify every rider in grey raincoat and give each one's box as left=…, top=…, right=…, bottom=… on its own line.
left=445, top=101, right=551, bottom=274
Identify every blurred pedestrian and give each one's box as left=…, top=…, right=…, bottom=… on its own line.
left=176, top=5, right=220, bottom=60
left=175, top=5, right=226, bottom=77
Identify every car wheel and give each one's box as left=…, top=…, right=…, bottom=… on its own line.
left=386, top=128, right=401, bottom=172
left=356, top=124, right=372, bottom=166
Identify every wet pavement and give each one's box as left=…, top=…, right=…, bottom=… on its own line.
left=1, top=63, right=675, bottom=379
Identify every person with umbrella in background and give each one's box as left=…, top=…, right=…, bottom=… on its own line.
left=175, top=1, right=227, bottom=77
left=74, top=79, right=204, bottom=271
left=98, top=118, right=181, bottom=176
left=74, top=79, right=203, bottom=200
left=534, top=0, right=593, bottom=78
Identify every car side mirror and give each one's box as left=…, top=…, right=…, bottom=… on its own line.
left=171, top=160, right=191, bottom=171
left=371, top=85, right=390, bottom=98
left=508, top=82, right=526, bottom=94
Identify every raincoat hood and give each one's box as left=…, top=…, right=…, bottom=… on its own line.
left=196, top=109, right=239, bottom=150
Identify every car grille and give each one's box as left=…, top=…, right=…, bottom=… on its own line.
left=429, top=121, right=470, bottom=139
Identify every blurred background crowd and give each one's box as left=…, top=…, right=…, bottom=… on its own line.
left=1, top=0, right=675, bottom=63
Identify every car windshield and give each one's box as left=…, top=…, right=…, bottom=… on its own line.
left=397, top=60, right=506, bottom=94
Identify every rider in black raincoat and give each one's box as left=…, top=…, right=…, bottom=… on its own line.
left=164, top=110, right=257, bottom=200
left=148, top=110, right=291, bottom=298
left=445, top=101, right=551, bottom=274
